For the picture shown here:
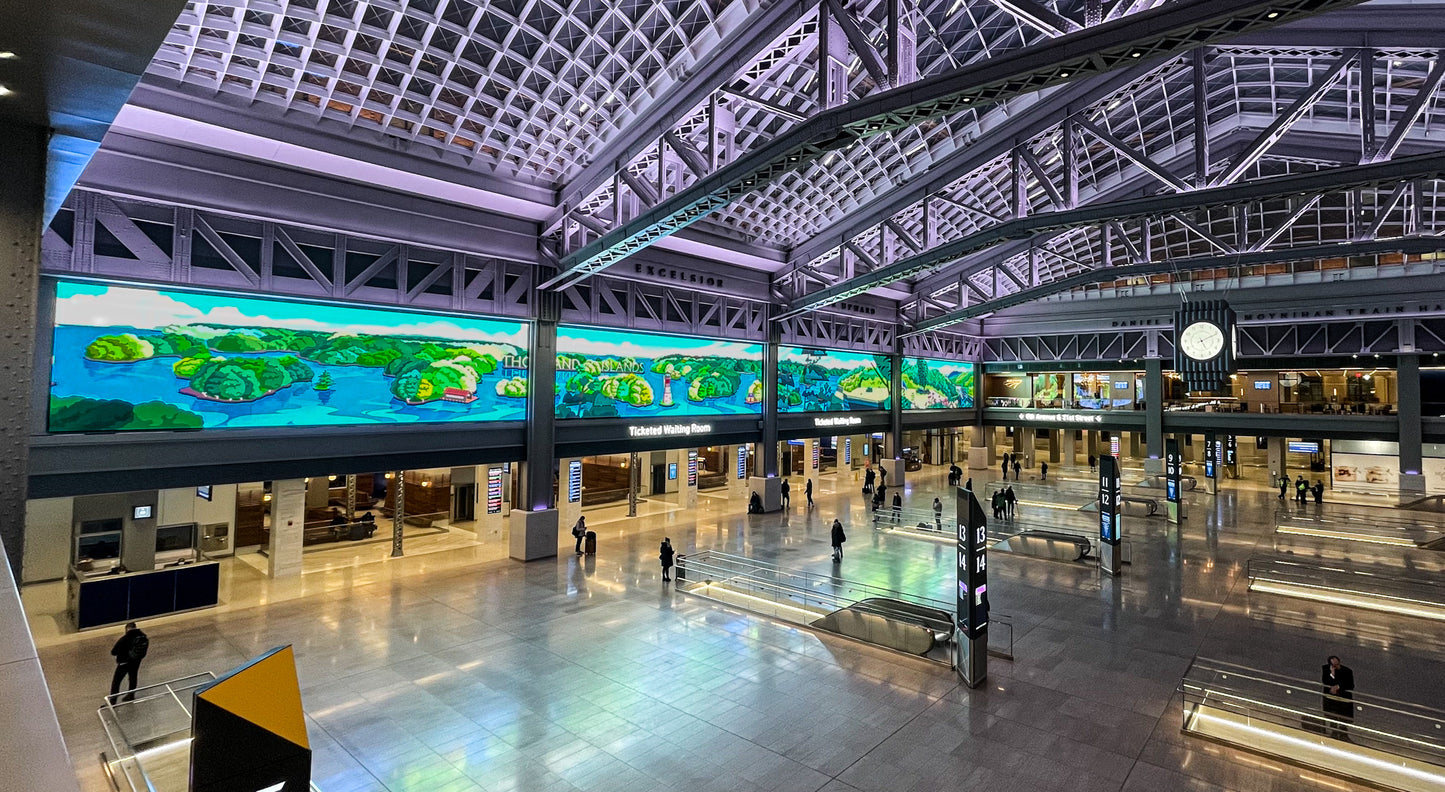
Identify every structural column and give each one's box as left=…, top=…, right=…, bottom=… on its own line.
left=1397, top=354, right=1425, bottom=494
left=0, top=122, right=43, bottom=579
left=512, top=298, right=559, bottom=560
left=749, top=323, right=782, bottom=510
left=1267, top=438, right=1286, bottom=484
left=1047, top=430, right=1061, bottom=463
left=267, top=479, right=306, bottom=578
left=1144, top=359, right=1164, bottom=474
left=968, top=363, right=989, bottom=470
left=1062, top=428, right=1077, bottom=465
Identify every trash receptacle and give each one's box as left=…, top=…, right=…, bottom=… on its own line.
left=584, top=530, right=597, bottom=555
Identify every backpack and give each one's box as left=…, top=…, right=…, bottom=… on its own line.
left=127, top=632, right=149, bottom=662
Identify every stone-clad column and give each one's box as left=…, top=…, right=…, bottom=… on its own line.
left=0, top=122, right=43, bottom=579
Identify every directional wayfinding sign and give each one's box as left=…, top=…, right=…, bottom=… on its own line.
left=1099, top=455, right=1122, bottom=576
left=955, top=487, right=989, bottom=688
left=1225, top=434, right=1237, bottom=469
left=1165, top=437, right=1182, bottom=523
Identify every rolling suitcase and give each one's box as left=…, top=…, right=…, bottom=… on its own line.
left=584, top=530, right=597, bottom=555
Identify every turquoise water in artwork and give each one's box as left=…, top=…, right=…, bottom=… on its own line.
left=553, top=359, right=761, bottom=419
left=50, top=326, right=526, bottom=429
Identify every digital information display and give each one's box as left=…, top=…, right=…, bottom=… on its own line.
left=687, top=450, right=698, bottom=486
left=812, top=442, right=820, bottom=469
left=487, top=467, right=503, bottom=514
left=1099, top=455, right=1121, bottom=544
left=1288, top=440, right=1321, bottom=454
left=844, top=438, right=852, bottom=465
left=736, top=445, right=747, bottom=480
left=668, top=462, right=678, bottom=481
left=48, top=280, right=528, bottom=432
left=1225, top=435, right=1237, bottom=466
left=956, top=490, right=989, bottom=640
left=568, top=460, right=582, bottom=504
left=1165, top=438, right=1182, bottom=506
left=1110, top=436, right=1120, bottom=456
left=1204, top=431, right=1216, bottom=479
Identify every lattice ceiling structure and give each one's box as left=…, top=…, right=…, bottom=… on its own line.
left=139, top=0, right=1445, bottom=323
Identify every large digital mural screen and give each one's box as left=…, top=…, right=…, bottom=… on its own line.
left=555, top=326, right=762, bottom=418
left=902, top=357, right=975, bottom=410
left=777, top=346, right=891, bottom=412
left=47, top=281, right=529, bottom=432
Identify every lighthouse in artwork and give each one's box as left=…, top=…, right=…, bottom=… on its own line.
left=660, top=374, right=674, bottom=407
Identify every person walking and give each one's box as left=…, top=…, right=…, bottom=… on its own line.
left=1000, top=456, right=1008, bottom=480
left=1296, top=475, right=1308, bottom=504
left=572, top=515, right=587, bottom=554
left=831, top=519, right=846, bottom=561
left=864, top=466, right=875, bottom=495
left=991, top=490, right=1003, bottom=520
left=1312, top=481, right=1324, bottom=505
left=964, top=477, right=973, bottom=492
left=781, top=478, right=791, bottom=508
left=1321, top=655, right=1355, bottom=740
left=891, top=492, right=903, bottom=523
left=1040, top=461, right=1049, bottom=481
left=1278, top=475, right=1289, bottom=501
left=109, top=622, right=149, bottom=703
left=1088, top=454, right=1096, bottom=472
left=1012, top=459, right=1022, bottom=481
left=933, top=497, right=943, bottom=531
left=1005, top=486, right=1017, bottom=519
left=659, top=538, right=675, bottom=582
left=805, top=479, right=814, bottom=508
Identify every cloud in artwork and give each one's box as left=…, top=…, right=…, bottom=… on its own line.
left=55, top=284, right=528, bottom=348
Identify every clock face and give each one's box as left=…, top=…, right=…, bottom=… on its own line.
left=1179, top=321, right=1225, bottom=361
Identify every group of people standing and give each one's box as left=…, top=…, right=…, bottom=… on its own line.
left=990, top=486, right=1017, bottom=520
left=999, top=453, right=1023, bottom=481
left=1279, top=474, right=1325, bottom=504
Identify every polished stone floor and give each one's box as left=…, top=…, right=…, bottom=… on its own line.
left=29, top=461, right=1445, bottom=792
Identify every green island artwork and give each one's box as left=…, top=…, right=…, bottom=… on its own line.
left=901, top=357, right=976, bottom=409
left=554, top=328, right=762, bottom=418
left=49, top=282, right=529, bottom=431
left=776, top=347, right=892, bottom=412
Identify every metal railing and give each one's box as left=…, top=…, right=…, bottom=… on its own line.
left=98, top=672, right=216, bottom=792
left=675, top=550, right=1013, bottom=661
left=1180, top=657, right=1445, bottom=769
left=1247, top=557, right=1445, bottom=620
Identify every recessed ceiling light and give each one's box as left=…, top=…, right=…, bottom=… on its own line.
left=0, top=51, right=16, bottom=59
left=0, top=85, right=12, bottom=97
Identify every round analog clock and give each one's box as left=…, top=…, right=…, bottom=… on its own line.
left=1179, top=321, right=1225, bottom=361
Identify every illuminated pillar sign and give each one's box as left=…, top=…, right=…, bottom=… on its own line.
left=486, top=467, right=503, bottom=514
left=1225, top=435, right=1237, bottom=466
left=687, top=450, right=698, bottom=487
left=1204, top=431, right=1216, bottom=479
left=812, top=442, right=820, bottom=469
left=568, top=460, right=582, bottom=504
left=1099, top=455, right=1121, bottom=544
left=1110, top=436, right=1120, bottom=456
left=1165, top=438, right=1181, bottom=504
left=957, top=490, right=989, bottom=640
left=736, top=445, right=747, bottom=480
left=844, top=438, right=852, bottom=465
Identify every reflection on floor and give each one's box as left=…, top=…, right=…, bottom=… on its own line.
left=26, top=462, right=1445, bottom=792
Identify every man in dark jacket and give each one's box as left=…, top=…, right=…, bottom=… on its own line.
left=831, top=519, right=846, bottom=561
left=805, top=479, right=814, bottom=508
left=1321, top=655, right=1355, bottom=740
left=891, top=492, right=903, bottom=523
left=780, top=478, right=791, bottom=508
left=109, top=622, right=149, bottom=702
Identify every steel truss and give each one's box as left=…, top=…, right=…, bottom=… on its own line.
left=542, top=0, right=1359, bottom=289
left=43, top=189, right=903, bottom=348
left=982, top=316, right=1445, bottom=362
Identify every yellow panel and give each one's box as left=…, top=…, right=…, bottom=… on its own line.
left=197, top=646, right=309, bottom=749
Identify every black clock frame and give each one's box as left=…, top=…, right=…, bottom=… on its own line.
left=1174, top=300, right=1236, bottom=393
